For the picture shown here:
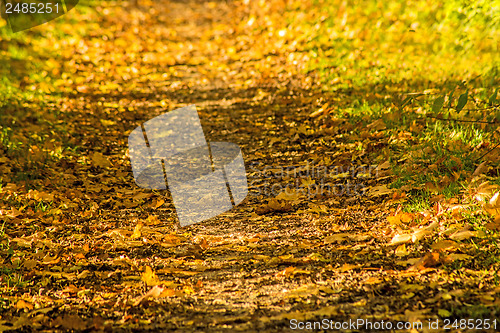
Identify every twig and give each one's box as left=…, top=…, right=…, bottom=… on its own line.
left=476, top=141, right=500, bottom=162
left=423, top=116, right=497, bottom=124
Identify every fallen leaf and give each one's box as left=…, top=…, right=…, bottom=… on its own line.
left=151, top=198, right=165, bottom=209
left=134, top=285, right=165, bottom=306
left=91, top=151, right=111, bottom=168
left=368, top=184, right=393, bottom=197
left=131, top=222, right=143, bottom=239
left=141, top=266, right=160, bottom=286
left=366, top=119, right=386, bottom=131
left=485, top=216, right=500, bottom=230
left=450, top=229, right=475, bottom=241
left=448, top=253, right=472, bottom=261
left=438, top=309, right=452, bottom=317
left=409, top=252, right=444, bottom=271
left=395, top=244, right=409, bottom=256
left=15, top=300, right=33, bottom=310
left=364, top=276, right=382, bottom=284
left=389, top=233, right=412, bottom=246
left=324, top=233, right=349, bottom=244
left=472, top=161, right=489, bottom=177
left=276, top=266, right=296, bottom=278
left=338, top=263, right=361, bottom=272
left=430, top=240, right=457, bottom=250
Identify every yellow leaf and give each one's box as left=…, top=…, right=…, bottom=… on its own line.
left=387, top=215, right=401, bottom=225
left=159, top=288, right=183, bottom=297
left=151, top=198, right=165, bottom=209
left=131, top=223, right=143, bottom=239
left=275, top=189, right=301, bottom=201
left=448, top=253, right=472, bottom=261
left=100, top=119, right=116, bottom=127
left=276, top=266, right=296, bottom=278
left=91, top=151, right=111, bottom=168
left=438, top=309, right=451, bottom=317
left=183, top=286, right=195, bottom=295
left=141, top=266, right=160, bottom=286
left=364, top=277, right=382, bottom=285
left=430, top=240, right=457, bottom=250
left=395, top=244, right=408, bottom=257
left=338, top=263, right=360, bottom=272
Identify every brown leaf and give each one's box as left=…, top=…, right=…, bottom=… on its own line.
left=472, top=161, right=489, bottom=177
left=54, top=314, right=88, bottom=330
left=151, top=198, right=165, bottom=209
left=368, top=184, right=393, bottom=198
left=449, top=229, right=475, bottom=241
left=134, top=285, right=164, bottom=306
left=366, top=119, right=386, bottom=131
left=90, top=151, right=111, bottom=168
left=255, top=198, right=292, bottom=215
left=324, top=233, right=349, bottom=244
left=485, top=216, right=500, bottom=230
left=409, top=252, right=442, bottom=271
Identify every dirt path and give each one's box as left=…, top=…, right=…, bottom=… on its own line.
left=1, top=1, right=499, bottom=332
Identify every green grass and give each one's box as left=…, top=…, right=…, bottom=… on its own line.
left=290, top=0, right=500, bottom=223
left=0, top=222, right=24, bottom=290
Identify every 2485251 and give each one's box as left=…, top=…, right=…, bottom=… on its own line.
left=5, top=2, right=61, bottom=14
left=443, top=318, right=497, bottom=330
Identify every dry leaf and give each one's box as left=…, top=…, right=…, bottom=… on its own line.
left=364, top=277, right=382, bottom=284
left=91, top=151, right=111, bottom=168
left=472, top=161, right=489, bottom=177
left=409, top=252, right=442, bottom=271
left=389, top=233, right=412, bottom=246
left=430, top=240, right=457, bottom=250
left=485, top=216, right=500, bottom=230
left=448, top=253, right=472, bottom=261
left=276, top=266, right=296, bottom=278
left=450, top=229, right=475, bottom=241
left=338, top=263, right=361, bottom=272
left=141, top=266, right=160, bottom=286
left=134, top=285, right=164, bottom=306
left=151, top=198, right=165, bottom=209
left=368, top=184, right=393, bottom=197
left=15, top=300, right=33, bottom=310
left=366, top=119, right=386, bottom=131
left=324, top=233, right=349, bottom=244
left=131, top=222, right=143, bottom=239
left=395, top=244, right=409, bottom=256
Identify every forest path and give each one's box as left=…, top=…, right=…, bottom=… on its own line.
left=1, top=1, right=497, bottom=332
